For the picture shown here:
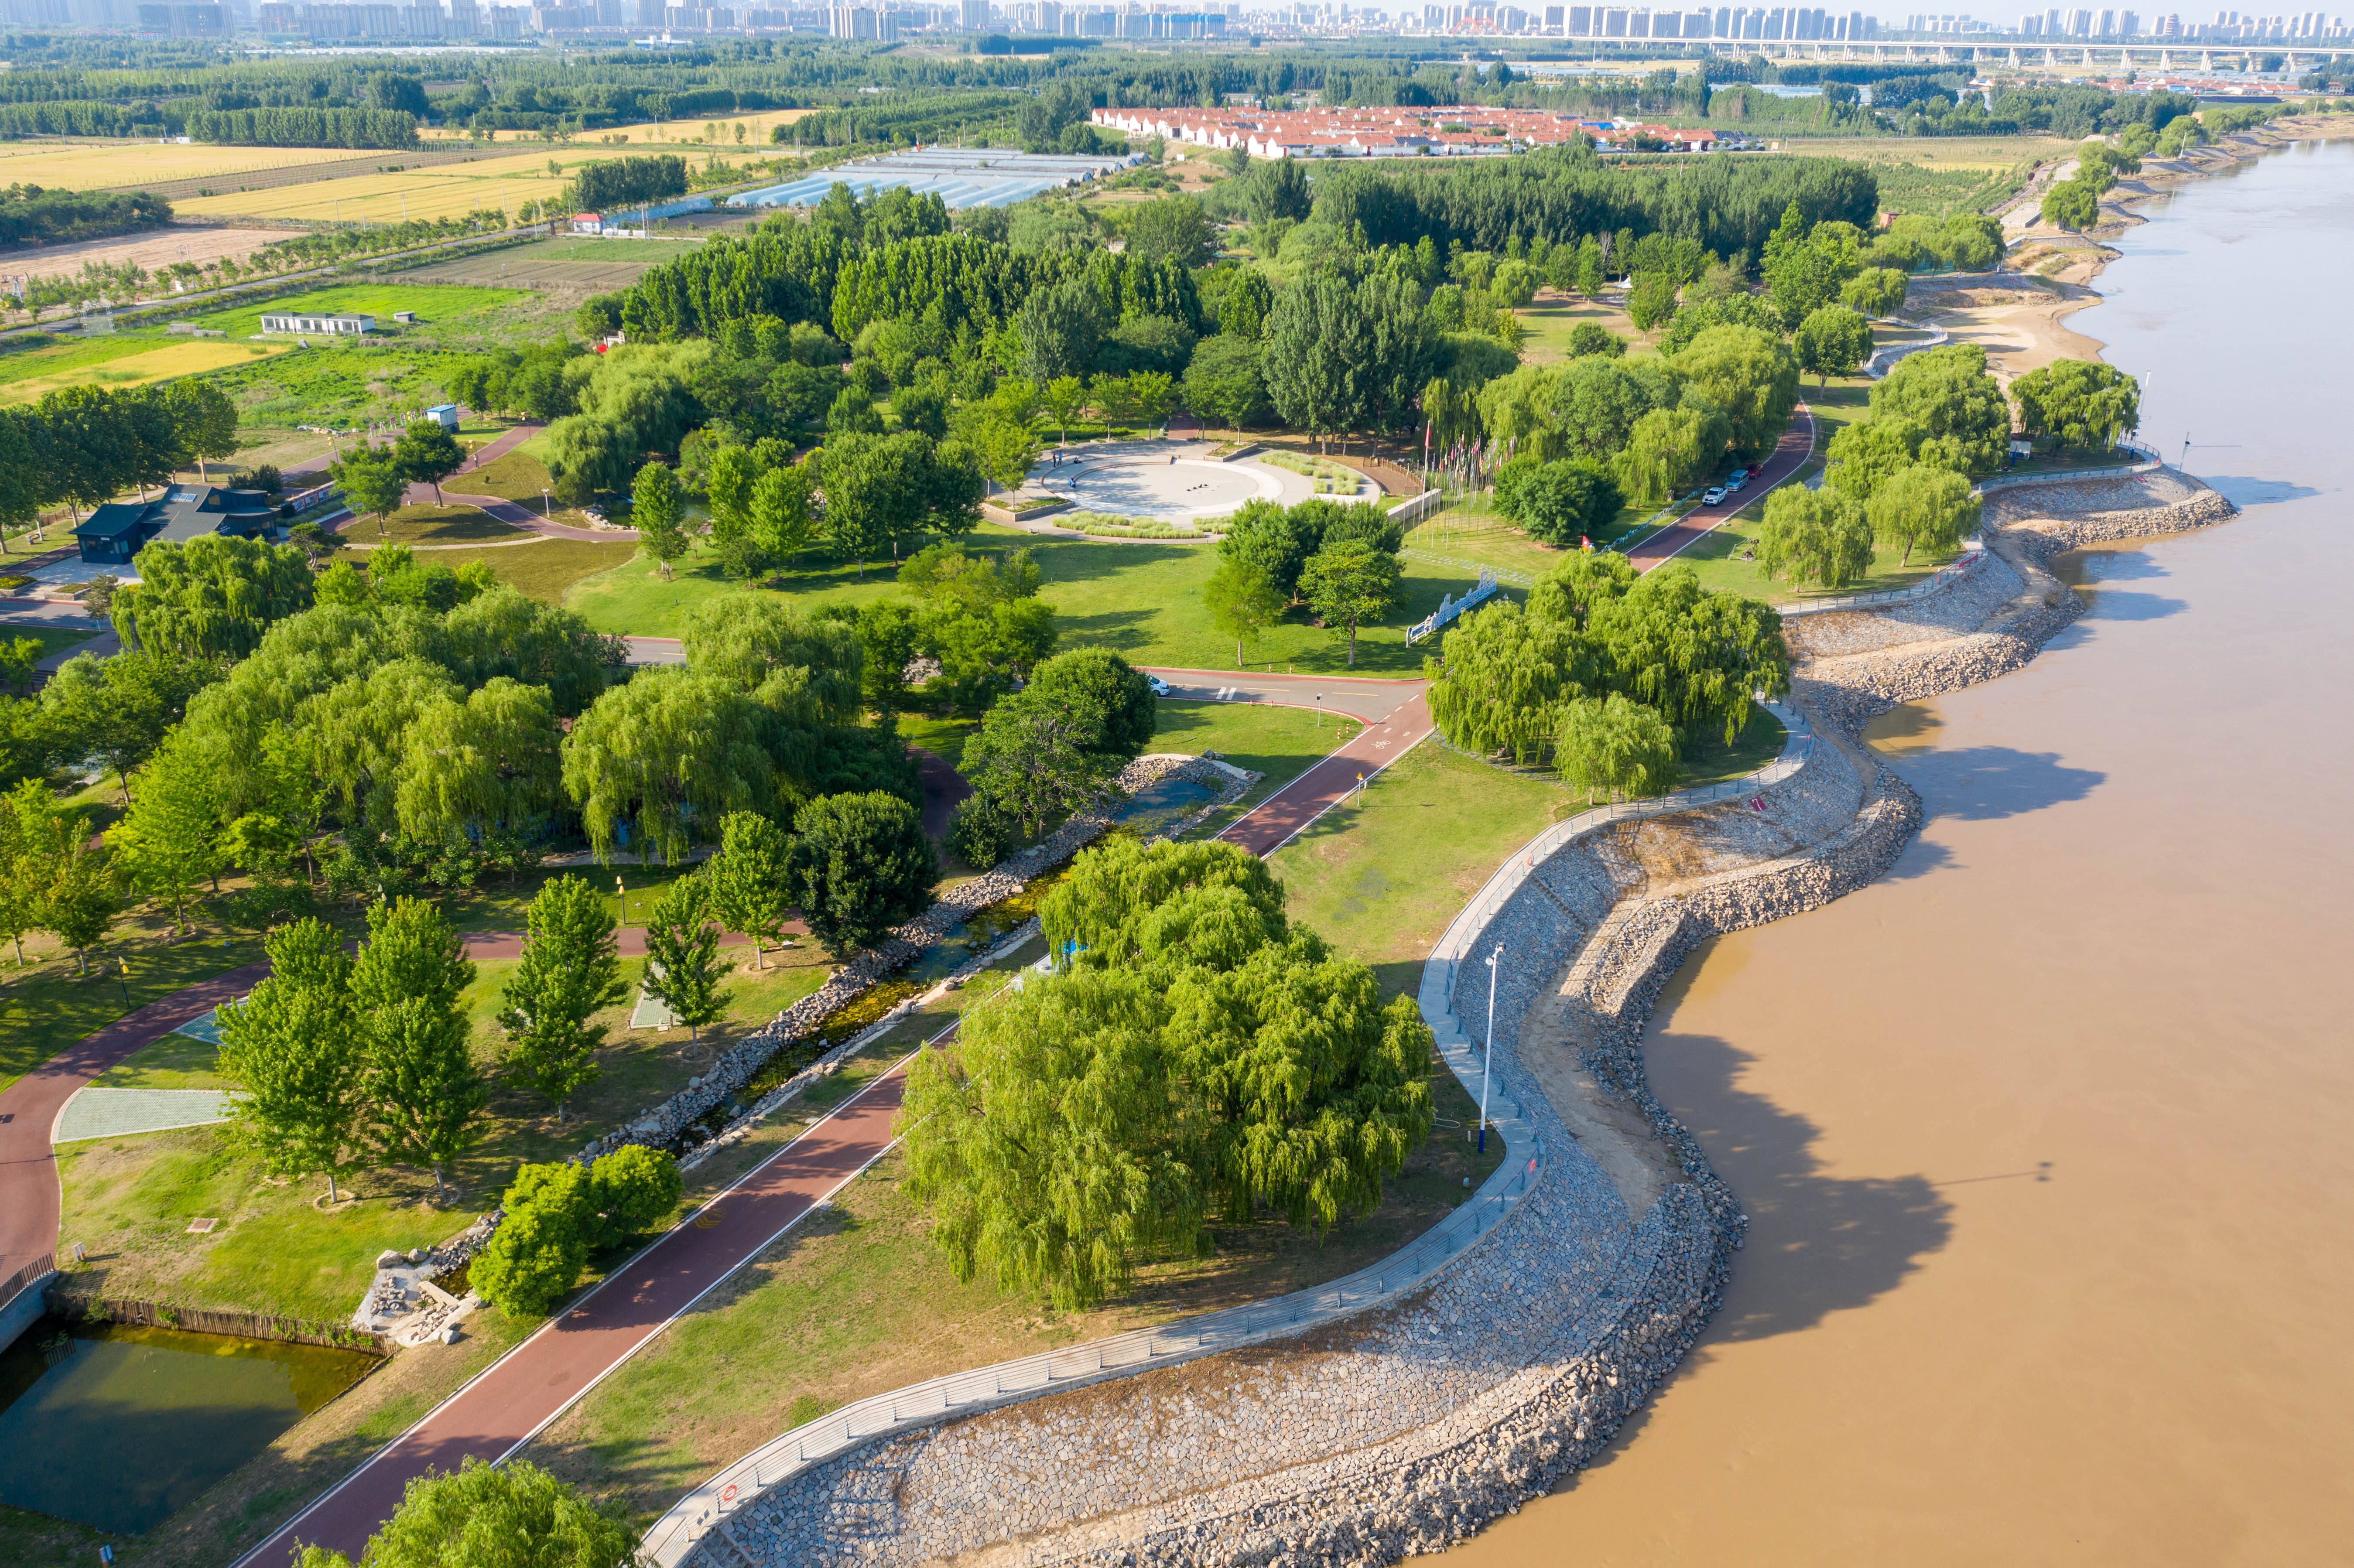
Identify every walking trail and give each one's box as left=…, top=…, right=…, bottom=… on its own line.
left=1620, top=400, right=1817, bottom=573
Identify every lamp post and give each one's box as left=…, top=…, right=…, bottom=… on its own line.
left=1480, top=943, right=1502, bottom=1154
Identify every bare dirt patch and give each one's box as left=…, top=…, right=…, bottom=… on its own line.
left=2, top=225, right=290, bottom=283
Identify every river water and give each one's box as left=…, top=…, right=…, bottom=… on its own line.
left=1448, top=138, right=2354, bottom=1565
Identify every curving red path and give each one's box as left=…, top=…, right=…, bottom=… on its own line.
left=1138, top=668, right=1434, bottom=857
left=0, top=963, right=267, bottom=1282
left=1620, top=400, right=1817, bottom=574
left=0, top=675, right=1437, bottom=1561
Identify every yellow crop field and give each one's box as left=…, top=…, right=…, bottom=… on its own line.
left=0, top=340, right=291, bottom=404
left=425, top=106, right=815, bottom=149
left=174, top=168, right=575, bottom=224
left=0, top=142, right=367, bottom=191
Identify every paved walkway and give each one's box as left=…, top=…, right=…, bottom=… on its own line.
left=1136, top=669, right=1433, bottom=857
left=1620, top=401, right=1817, bottom=574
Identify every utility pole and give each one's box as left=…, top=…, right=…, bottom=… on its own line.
left=1480, top=943, right=1502, bottom=1154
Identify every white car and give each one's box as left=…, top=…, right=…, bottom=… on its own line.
left=1703, top=487, right=1728, bottom=506
left=1146, top=675, right=1172, bottom=697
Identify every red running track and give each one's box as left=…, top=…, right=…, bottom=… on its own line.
left=1216, top=686, right=1434, bottom=857
left=234, top=1060, right=915, bottom=1568
left=1619, top=400, right=1817, bottom=574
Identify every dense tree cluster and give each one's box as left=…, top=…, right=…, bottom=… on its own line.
left=565, top=152, right=687, bottom=212
left=1425, top=553, right=1790, bottom=790
left=186, top=106, right=418, bottom=148
left=0, top=183, right=170, bottom=249
left=900, top=838, right=1434, bottom=1308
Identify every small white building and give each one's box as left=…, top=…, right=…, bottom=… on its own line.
left=260, top=311, right=373, bottom=336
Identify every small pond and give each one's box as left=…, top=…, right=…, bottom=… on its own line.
left=1111, top=772, right=1224, bottom=840
left=0, top=1318, right=377, bottom=1536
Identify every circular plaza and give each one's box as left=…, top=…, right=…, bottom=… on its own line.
left=1021, top=443, right=1371, bottom=530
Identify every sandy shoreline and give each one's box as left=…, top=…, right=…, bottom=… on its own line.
left=1902, top=115, right=2354, bottom=387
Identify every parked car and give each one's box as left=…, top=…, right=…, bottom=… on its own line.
left=1146, top=674, right=1172, bottom=697
left=1703, top=487, right=1728, bottom=506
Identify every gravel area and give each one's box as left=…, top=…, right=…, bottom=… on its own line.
left=52, top=1087, right=229, bottom=1143
left=1781, top=550, right=2027, bottom=659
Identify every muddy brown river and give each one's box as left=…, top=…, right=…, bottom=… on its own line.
left=1446, top=138, right=2354, bottom=1565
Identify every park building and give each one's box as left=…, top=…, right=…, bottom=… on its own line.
left=73, top=485, right=277, bottom=567
left=259, top=310, right=375, bottom=336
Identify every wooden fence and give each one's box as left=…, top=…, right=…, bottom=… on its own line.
left=49, top=1289, right=389, bottom=1356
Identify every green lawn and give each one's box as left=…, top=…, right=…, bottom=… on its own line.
left=55, top=939, right=835, bottom=1322
left=0, top=328, right=175, bottom=390
left=0, top=931, right=267, bottom=1095
left=569, top=525, right=1485, bottom=676
left=0, top=624, right=99, bottom=661
left=348, top=503, right=537, bottom=547
left=460, top=445, right=556, bottom=504
left=894, top=707, right=978, bottom=770
left=1150, top=697, right=1356, bottom=832
left=187, top=283, right=530, bottom=340
left=1271, top=740, right=1569, bottom=1003
left=432, top=536, right=641, bottom=604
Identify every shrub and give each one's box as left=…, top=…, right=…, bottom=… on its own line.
left=946, top=794, right=1016, bottom=868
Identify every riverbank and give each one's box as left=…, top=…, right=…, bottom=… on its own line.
left=1906, top=114, right=2354, bottom=388
left=1444, top=134, right=2354, bottom=1568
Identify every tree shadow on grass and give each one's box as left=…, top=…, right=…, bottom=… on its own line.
left=1056, top=608, right=1154, bottom=651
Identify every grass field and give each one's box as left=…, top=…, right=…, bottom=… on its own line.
left=1516, top=286, right=1646, bottom=361
left=187, top=282, right=528, bottom=339
left=435, top=536, right=641, bottom=603
left=566, top=525, right=1485, bottom=676
left=55, top=939, right=832, bottom=1322
left=399, top=234, right=707, bottom=290
left=345, top=503, right=537, bottom=547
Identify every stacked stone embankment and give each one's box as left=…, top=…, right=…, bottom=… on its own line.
left=670, top=466, right=2236, bottom=1568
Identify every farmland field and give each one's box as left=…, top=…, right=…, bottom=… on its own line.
left=174, top=167, right=577, bottom=225
left=398, top=234, right=706, bottom=290
left=171, top=138, right=794, bottom=225
left=422, top=106, right=816, bottom=147
left=0, top=140, right=369, bottom=191
left=0, top=337, right=290, bottom=403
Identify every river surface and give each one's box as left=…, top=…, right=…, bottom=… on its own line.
left=1448, top=138, right=2354, bottom=1565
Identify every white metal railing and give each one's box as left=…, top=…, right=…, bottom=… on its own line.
left=1777, top=543, right=1986, bottom=617
left=640, top=1119, right=1542, bottom=1566
left=1977, top=440, right=2162, bottom=494
left=1405, top=567, right=1502, bottom=646
left=1387, top=488, right=1447, bottom=526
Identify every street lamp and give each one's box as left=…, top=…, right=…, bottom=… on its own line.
left=1480, top=943, right=1503, bottom=1154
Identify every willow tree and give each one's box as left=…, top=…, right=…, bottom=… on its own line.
left=561, top=668, right=778, bottom=864
left=1755, top=484, right=1874, bottom=595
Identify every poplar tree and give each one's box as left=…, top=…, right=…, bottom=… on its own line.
left=352, top=897, right=485, bottom=1201
left=218, top=918, right=364, bottom=1204
left=1298, top=540, right=1404, bottom=668
left=705, top=811, right=794, bottom=970
left=631, top=461, right=688, bottom=580
left=500, top=875, right=624, bottom=1120
left=640, top=873, right=727, bottom=1046
left=106, top=730, right=224, bottom=936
